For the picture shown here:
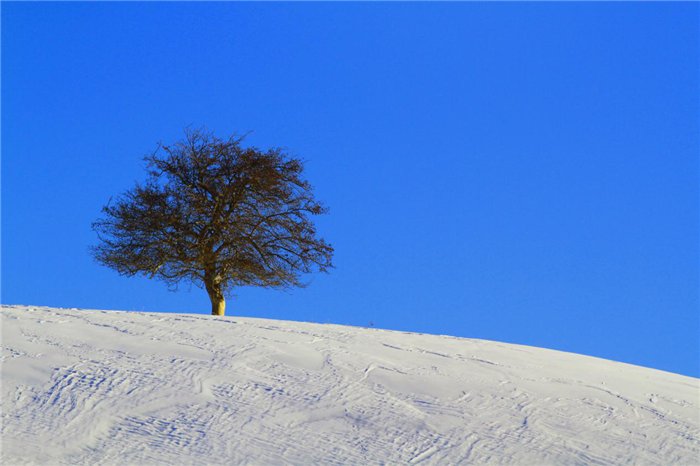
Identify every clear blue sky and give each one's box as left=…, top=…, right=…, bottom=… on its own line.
left=3, top=2, right=698, bottom=377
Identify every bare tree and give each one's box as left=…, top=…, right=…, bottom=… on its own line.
left=91, top=128, right=334, bottom=316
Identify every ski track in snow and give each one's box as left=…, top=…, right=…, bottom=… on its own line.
left=2, top=305, right=699, bottom=465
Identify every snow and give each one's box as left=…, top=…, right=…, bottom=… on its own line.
left=2, top=305, right=698, bottom=465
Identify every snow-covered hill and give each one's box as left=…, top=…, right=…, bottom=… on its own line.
left=2, top=305, right=698, bottom=465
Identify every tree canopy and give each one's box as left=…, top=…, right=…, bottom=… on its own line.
left=91, top=128, right=334, bottom=315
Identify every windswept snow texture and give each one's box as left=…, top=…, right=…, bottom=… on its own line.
left=2, top=306, right=699, bottom=465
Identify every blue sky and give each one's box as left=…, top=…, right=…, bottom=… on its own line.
left=3, top=2, right=698, bottom=377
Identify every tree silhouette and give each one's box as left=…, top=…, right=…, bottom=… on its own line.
left=91, top=128, right=333, bottom=316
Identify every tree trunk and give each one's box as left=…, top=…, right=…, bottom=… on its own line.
left=209, top=292, right=225, bottom=316
left=205, top=277, right=226, bottom=316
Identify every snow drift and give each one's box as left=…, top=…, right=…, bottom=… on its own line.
left=2, top=305, right=698, bottom=465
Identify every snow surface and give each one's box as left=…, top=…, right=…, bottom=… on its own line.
left=2, top=305, right=698, bottom=465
